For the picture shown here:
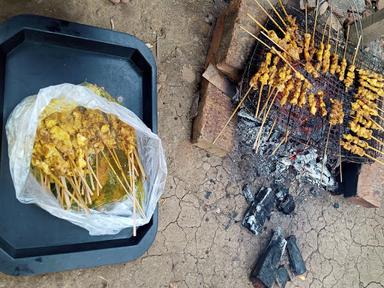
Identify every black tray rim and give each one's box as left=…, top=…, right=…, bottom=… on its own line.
left=0, top=14, right=158, bottom=276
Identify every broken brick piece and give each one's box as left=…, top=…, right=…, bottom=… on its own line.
left=216, top=0, right=274, bottom=81
left=348, top=161, right=383, bottom=208
left=192, top=81, right=235, bottom=157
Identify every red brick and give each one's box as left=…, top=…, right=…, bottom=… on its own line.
left=216, top=0, right=274, bottom=81
left=348, top=161, right=383, bottom=208
left=192, top=81, right=235, bottom=157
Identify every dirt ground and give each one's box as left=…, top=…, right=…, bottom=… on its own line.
left=0, top=0, right=384, bottom=287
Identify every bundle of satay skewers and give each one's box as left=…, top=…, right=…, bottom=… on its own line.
left=31, top=95, right=146, bottom=216
left=215, top=0, right=384, bottom=168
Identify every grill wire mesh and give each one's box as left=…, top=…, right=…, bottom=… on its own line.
left=240, top=5, right=384, bottom=167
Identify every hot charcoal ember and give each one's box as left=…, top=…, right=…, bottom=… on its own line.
left=250, top=230, right=287, bottom=288
left=276, top=266, right=290, bottom=288
left=286, top=235, right=307, bottom=277
left=242, top=187, right=275, bottom=235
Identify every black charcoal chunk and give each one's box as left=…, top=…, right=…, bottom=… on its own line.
left=242, top=187, right=275, bottom=235
left=242, top=183, right=255, bottom=204
left=250, top=230, right=287, bottom=288
left=275, top=187, right=289, bottom=202
left=277, top=194, right=295, bottom=215
left=275, top=266, right=290, bottom=288
left=286, top=235, right=306, bottom=276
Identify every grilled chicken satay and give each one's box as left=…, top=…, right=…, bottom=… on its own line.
left=329, top=52, right=339, bottom=75
left=308, top=93, right=317, bottom=115
left=322, top=43, right=332, bottom=74
left=344, top=64, right=356, bottom=90
left=290, top=79, right=303, bottom=106
left=298, top=81, right=311, bottom=108
left=338, top=58, right=347, bottom=81
left=340, top=140, right=366, bottom=157
left=318, top=90, right=327, bottom=117
left=329, top=99, right=344, bottom=125
left=280, top=78, right=294, bottom=106
left=303, top=33, right=312, bottom=62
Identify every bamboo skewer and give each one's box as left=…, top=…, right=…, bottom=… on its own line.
left=272, top=130, right=290, bottom=155
left=267, top=117, right=278, bottom=140
left=352, top=35, right=362, bottom=66
left=247, top=13, right=269, bottom=34
left=311, top=0, right=320, bottom=47
left=277, top=0, right=289, bottom=19
left=364, top=153, right=384, bottom=166
left=256, top=86, right=264, bottom=118
left=240, top=26, right=272, bottom=50
left=213, top=86, right=253, bottom=144
left=254, top=90, right=279, bottom=152
left=372, top=135, right=384, bottom=147
left=253, top=0, right=287, bottom=35
left=96, top=153, right=100, bottom=196
left=305, top=2, right=308, bottom=34
left=343, top=25, right=351, bottom=60
left=101, top=150, right=145, bottom=217
left=260, top=87, right=276, bottom=117
left=265, top=0, right=288, bottom=27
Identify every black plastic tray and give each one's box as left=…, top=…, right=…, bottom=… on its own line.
left=0, top=15, right=158, bottom=276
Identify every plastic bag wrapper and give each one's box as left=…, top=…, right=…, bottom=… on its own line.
left=6, top=83, right=167, bottom=235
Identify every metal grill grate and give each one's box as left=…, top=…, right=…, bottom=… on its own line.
left=240, top=4, right=384, bottom=166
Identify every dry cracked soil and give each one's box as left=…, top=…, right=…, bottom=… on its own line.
left=0, top=0, right=383, bottom=287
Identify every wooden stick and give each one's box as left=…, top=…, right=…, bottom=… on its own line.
left=272, top=47, right=305, bottom=81
left=365, top=152, right=384, bottom=166
left=253, top=0, right=286, bottom=35
left=259, top=87, right=276, bottom=117
left=247, top=13, right=269, bottom=34
left=320, top=124, right=332, bottom=186
left=265, top=0, right=288, bottom=27
left=267, top=117, right=278, bottom=140
left=66, top=177, right=89, bottom=212
left=255, top=85, right=264, bottom=118
left=101, top=150, right=145, bottom=217
left=368, top=145, right=384, bottom=157
left=305, top=3, right=308, bottom=34
left=101, top=150, right=132, bottom=191
left=86, top=157, right=96, bottom=191
left=260, top=30, right=291, bottom=56
left=129, top=152, right=137, bottom=237
left=254, top=90, right=279, bottom=152
left=312, top=0, right=320, bottom=47
left=372, top=135, right=384, bottom=147
left=106, top=146, right=132, bottom=191
left=96, top=153, right=100, bottom=197
left=134, top=148, right=146, bottom=179
left=213, top=86, right=253, bottom=144
left=87, top=157, right=102, bottom=189
left=240, top=26, right=272, bottom=50
left=335, top=28, right=340, bottom=52
left=277, top=0, right=289, bottom=18
left=352, top=35, right=362, bottom=66
left=343, top=25, right=351, bottom=60
left=272, top=130, right=290, bottom=155
left=69, top=158, right=94, bottom=197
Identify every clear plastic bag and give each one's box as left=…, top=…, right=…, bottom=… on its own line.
left=6, top=83, right=167, bottom=235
